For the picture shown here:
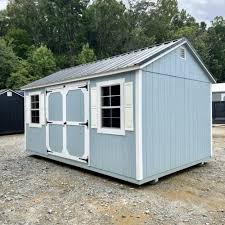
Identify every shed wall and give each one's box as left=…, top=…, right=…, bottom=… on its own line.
left=25, top=72, right=136, bottom=180
left=142, top=45, right=211, bottom=179
left=0, top=92, right=24, bottom=135
left=89, top=72, right=136, bottom=179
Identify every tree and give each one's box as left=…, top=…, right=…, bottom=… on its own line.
left=28, top=45, right=56, bottom=78
left=0, top=39, right=18, bottom=89
left=76, top=43, right=96, bottom=65
left=6, top=60, right=37, bottom=89
left=5, top=28, right=32, bottom=59
left=207, top=17, right=225, bottom=82
left=83, top=0, right=129, bottom=58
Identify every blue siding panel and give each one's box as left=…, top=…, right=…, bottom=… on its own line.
left=146, top=45, right=211, bottom=83
left=26, top=72, right=136, bottom=180
left=142, top=44, right=211, bottom=179
left=26, top=125, right=47, bottom=155
left=89, top=72, right=136, bottom=179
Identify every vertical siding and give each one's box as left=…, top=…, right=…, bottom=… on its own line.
left=26, top=124, right=47, bottom=155
left=26, top=73, right=136, bottom=179
left=142, top=45, right=211, bottom=179
left=25, top=89, right=47, bottom=155
left=90, top=72, right=136, bottom=179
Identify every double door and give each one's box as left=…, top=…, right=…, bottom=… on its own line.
left=46, top=82, right=89, bottom=163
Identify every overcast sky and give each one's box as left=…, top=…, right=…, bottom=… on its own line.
left=0, top=0, right=225, bottom=26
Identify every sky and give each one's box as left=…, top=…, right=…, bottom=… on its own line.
left=0, top=0, right=225, bottom=26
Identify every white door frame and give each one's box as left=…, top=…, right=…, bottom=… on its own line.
left=45, top=81, right=90, bottom=164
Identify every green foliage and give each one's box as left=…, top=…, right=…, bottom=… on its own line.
left=84, top=0, right=129, bottom=58
left=28, top=45, right=56, bottom=78
left=207, top=17, right=225, bottom=82
left=76, top=44, right=96, bottom=65
left=6, top=60, right=37, bottom=89
left=0, top=39, right=18, bottom=89
left=5, top=28, right=32, bottom=59
left=0, top=0, right=225, bottom=84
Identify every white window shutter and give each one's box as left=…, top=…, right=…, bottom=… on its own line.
left=91, top=87, right=97, bottom=128
left=124, top=82, right=134, bottom=131
left=25, top=95, right=31, bottom=124
left=40, top=93, right=45, bottom=125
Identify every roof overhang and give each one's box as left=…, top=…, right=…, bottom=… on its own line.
left=0, top=89, right=24, bottom=98
left=21, top=65, right=140, bottom=91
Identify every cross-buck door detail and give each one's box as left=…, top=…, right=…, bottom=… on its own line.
left=46, top=82, right=89, bottom=163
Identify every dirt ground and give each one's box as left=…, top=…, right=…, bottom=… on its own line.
left=1, top=126, right=225, bottom=225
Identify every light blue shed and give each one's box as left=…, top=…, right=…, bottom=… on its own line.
left=22, top=38, right=215, bottom=185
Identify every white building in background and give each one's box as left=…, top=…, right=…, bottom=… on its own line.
left=212, top=83, right=225, bottom=102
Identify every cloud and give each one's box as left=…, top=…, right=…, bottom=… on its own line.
left=0, top=0, right=7, bottom=10
left=178, top=0, right=225, bottom=26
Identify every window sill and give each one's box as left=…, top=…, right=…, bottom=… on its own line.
left=28, top=123, right=43, bottom=128
left=97, top=127, right=125, bottom=136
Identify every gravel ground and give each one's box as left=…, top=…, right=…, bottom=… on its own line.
left=1, top=126, right=225, bottom=225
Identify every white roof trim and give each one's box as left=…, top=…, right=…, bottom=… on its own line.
left=0, top=89, right=24, bottom=98
left=212, top=83, right=225, bottom=93
left=22, top=65, right=140, bottom=91
left=140, top=39, right=216, bottom=83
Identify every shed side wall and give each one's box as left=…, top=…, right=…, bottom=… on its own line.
left=142, top=45, right=211, bottom=179
left=90, top=72, right=136, bottom=179
left=25, top=72, right=136, bottom=180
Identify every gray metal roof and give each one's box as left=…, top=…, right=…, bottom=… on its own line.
left=21, top=38, right=215, bottom=90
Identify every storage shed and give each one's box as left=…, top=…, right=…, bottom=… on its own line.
left=212, top=83, right=225, bottom=121
left=0, top=89, right=24, bottom=135
left=22, top=38, right=215, bottom=185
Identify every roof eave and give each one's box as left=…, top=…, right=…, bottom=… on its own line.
left=21, top=65, right=140, bottom=91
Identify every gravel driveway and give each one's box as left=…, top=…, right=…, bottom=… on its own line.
left=1, top=126, right=225, bottom=225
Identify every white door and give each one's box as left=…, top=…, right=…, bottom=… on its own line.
left=46, top=82, right=89, bottom=163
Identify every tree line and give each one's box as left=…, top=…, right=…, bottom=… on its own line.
left=0, top=0, right=225, bottom=89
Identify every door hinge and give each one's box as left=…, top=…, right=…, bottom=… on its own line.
left=46, top=90, right=52, bottom=94
left=79, top=157, right=88, bottom=163
left=78, top=84, right=88, bottom=91
left=79, top=121, right=88, bottom=127
left=47, top=121, right=53, bottom=124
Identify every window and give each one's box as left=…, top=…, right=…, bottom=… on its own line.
left=101, top=85, right=121, bottom=128
left=31, top=95, right=40, bottom=124
left=97, top=79, right=125, bottom=135
left=180, top=47, right=186, bottom=60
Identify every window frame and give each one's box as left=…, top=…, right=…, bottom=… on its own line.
left=97, top=79, right=125, bottom=136
left=29, top=91, right=42, bottom=128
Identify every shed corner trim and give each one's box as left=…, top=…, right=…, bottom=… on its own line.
left=135, top=69, right=143, bottom=181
